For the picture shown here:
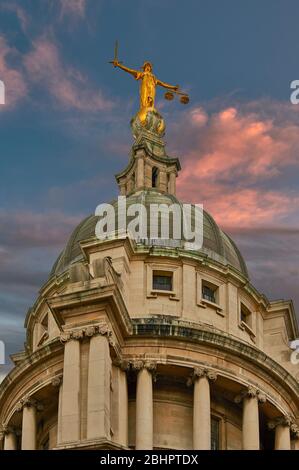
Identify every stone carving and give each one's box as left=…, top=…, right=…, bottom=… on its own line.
left=51, top=375, right=63, bottom=388
left=268, top=414, right=293, bottom=430
left=290, top=423, right=299, bottom=439
left=187, top=367, right=218, bottom=387
left=234, top=386, right=267, bottom=404
left=16, top=396, right=43, bottom=412
left=112, top=358, right=130, bottom=371
left=60, top=323, right=113, bottom=344
left=0, top=424, right=19, bottom=439
left=131, top=360, right=157, bottom=373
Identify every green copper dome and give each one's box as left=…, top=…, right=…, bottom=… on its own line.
left=50, top=190, right=248, bottom=278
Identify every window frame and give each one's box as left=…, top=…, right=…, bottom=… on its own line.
left=152, top=271, right=173, bottom=292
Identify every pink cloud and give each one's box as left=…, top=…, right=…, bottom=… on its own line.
left=0, top=36, right=27, bottom=109
left=172, top=104, right=299, bottom=229
left=178, top=176, right=299, bottom=228
left=24, top=37, right=114, bottom=112
left=178, top=106, right=298, bottom=183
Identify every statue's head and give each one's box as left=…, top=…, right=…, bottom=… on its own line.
left=142, top=61, right=152, bottom=72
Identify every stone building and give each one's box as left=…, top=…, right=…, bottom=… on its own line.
left=0, top=109, right=298, bottom=451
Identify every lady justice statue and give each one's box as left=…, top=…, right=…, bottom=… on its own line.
left=110, top=42, right=189, bottom=131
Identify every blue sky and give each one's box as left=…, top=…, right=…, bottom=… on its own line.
left=1, top=0, right=299, bottom=372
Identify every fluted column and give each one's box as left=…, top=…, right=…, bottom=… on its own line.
left=17, top=397, right=42, bottom=450
left=269, top=415, right=292, bottom=450
left=60, top=330, right=82, bottom=443
left=2, top=426, right=18, bottom=450
left=86, top=325, right=112, bottom=440
left=133, top=360, right=156, bottom=450
left=235, top=386, right=266, bottom=450
left=188, top=367, right=217, bottom=450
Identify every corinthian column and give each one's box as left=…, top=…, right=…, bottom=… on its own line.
left=188, top=367, right=217, bottom=450
left=2, top=426, right=18, bottom=450
left=269, top=415, right=292, bottom=450
left=235, top=386, right=266, bottom=450
left=133, top=360, right=156, bottom=450
left=60, top=330, right=82, bottom=443
left=17, top=397, right=42, bottom=450
left=86, top=325, right=112, bottom=440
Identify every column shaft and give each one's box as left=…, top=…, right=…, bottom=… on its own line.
left=4, top=432, right=17, bottom=450
left=117, top=368, right=128, bottom=447
left=135, top=368, right=153, bottom=450
left=193, top=376, right=211, bottom=449
left=87, top=334, right=111, bottom=440
left=21, top=405, right=37, bottom=450
left=60, top=339, right=81, bottom=443
left=242, top=396, right=260, bottom=450
left=275, top=424, right=291, bottom=450
left=56, top=382, right=63, bottom=445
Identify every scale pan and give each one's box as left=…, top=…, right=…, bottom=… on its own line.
left=180, top=95, right=189, bottom=104
left=165, top=92, right=174, bottom=101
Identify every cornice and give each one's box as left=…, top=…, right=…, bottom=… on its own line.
left=131, top=317, right=299, bottom=400
left=47, top=282, right=133, bottom=337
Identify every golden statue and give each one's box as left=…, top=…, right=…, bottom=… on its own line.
left=110, top=42, right=189, bottom=126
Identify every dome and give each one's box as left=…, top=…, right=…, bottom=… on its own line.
left=50, top=190, right=248, bottom=278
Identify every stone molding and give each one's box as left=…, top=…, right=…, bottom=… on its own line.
left=60, top=323, right=112, bottom=344
left=16, top=396, right=43, bottom=413
left=187, top=367, right=218, bottom=387
left=234, top=385, right=267, bottom=404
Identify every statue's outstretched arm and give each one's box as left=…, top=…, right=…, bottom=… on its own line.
left=114, top=61, right=139, bottom=78
left=157, top=79, right=179, bottom=91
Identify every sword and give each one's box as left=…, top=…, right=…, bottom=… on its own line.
left=109, top=40, right=122, bottom=66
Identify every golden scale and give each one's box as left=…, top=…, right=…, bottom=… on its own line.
left=109, top=41, right=190, bottom=106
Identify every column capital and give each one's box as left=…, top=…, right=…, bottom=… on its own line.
left=16, top=396, right=43, bottom=412
left=51, top=374, right=63, bottom=387
left=290, top=423, right=299, bottom=440
left=0, top=424, right=19, bottom=440
left=234, top=385, right=266, bottom=404
left=112, top=358, right=130, bottom=371
left=60, top=330, right=83, bottom=343
left=187, top=367, right=217, bottom=386
left=131, top=360, right=157, bottom=373
left=268, top=414, right=293, bottom=430
left=60, top=323, right=113, bottom=344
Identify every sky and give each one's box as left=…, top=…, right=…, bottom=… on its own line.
left=0, top=0, right=299, bottom=375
